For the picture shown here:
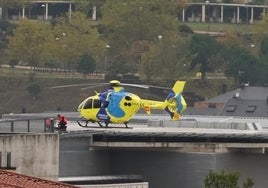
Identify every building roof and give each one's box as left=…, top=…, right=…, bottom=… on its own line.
left=0, top=170, right=78, bottom=188
left=207, top=86, right=268, bottom=103
left=185, top=86, right=268, bottom=118
left=220, top=98, right=268, bottom=117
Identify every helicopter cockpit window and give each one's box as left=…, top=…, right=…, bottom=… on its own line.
left=83, top=99, right=92, bottom=109
left=93, top=99, right=101, bottom=108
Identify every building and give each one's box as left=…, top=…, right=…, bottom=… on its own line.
left=0, top=133, right=59, bottom=181
left=182, top=2, right=268, bottom=24
left=185, top=85, right=268, bottom=117
left=0, top=169, right=78, bottom=188
left=1, top=1, right=267, bottom=24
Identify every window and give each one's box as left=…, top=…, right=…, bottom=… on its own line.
left=7, top=152, right=11, bottom=168
left=93, top=99, right=101, bottom=108
left=246, top=105, right=256, bottom=113
left=226, top=105, right=236, bottom=112
left=83, top=99, right=92, bottom=109
left=208, top=103, right=216, bottom=108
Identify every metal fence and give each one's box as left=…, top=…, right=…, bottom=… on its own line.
left=0, top=118, right=56, bottom=133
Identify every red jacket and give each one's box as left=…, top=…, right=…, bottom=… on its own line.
left=58, top=115, right=67, bottom=124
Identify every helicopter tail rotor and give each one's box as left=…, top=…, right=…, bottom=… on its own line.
left=164, top=81, right=187, bottom=120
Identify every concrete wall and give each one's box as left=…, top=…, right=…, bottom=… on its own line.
left=0, top=133, right=59, bottom=180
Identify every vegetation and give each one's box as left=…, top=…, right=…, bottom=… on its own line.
left=204, top=169, right=254, bottom=188
left=0, top=0, right=268, bottom=114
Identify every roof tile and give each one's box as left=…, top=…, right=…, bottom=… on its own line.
left=0, top=170, right=78, bottom=188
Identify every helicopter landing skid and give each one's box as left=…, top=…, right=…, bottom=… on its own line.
left=77, top=120, right=106, bottom=128
left=77, top=120, right=89, bottom=127
left=76, top=120, right=132, bottom=129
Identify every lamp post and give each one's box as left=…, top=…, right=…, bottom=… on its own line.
left=158, top=35, right=163, bottom=65
left=41, top=4, right=46, bottom=20
left=104, top=44, right=110, bottom=73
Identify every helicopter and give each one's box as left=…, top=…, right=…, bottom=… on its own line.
left=75, top=80, right=187, bottom=128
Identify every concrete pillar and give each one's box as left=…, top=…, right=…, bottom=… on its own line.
left=92, top=5, right=97, bottom=20
left=221, top=5, right=223, bottom=23
left=22, top=7, right=25, bottom=19
left=68, top=3, right=72, bottom=20
left=237, top=6, right=240, bottom=23
left=191, top=7, right=195, bottom=22
left=250, top=7, right=254, bottom=24
left=0, top=8, right=2, bottom=20
left=45, top=3, right=48, bottom=20
left=202, top=4, right=206, bottom=22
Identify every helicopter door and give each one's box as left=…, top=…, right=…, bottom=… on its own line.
left=93, top=99, right=101, bottom=108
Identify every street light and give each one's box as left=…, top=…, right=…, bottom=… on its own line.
left=158, top=35, right=163, bottom=66
left=104, top=44, right=110, bottom=73
left=41, top=4, right=46, bottom=20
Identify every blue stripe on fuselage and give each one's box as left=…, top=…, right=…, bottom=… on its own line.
left=107, top=92, right=125, bottom=118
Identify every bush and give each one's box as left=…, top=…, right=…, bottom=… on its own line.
left=27, top=83, right=41, bottom=98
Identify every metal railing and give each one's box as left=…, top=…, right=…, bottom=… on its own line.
left=0, top=118, right=56, bottom=133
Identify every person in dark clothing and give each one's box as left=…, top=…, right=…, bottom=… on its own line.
left=57, top=114, right=67, bottom=130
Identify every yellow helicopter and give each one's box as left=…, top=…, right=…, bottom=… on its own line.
left=76, top=80, right=187, bottom=128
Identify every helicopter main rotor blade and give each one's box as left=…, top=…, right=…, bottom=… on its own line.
left=51, top=83, right=107, bottom=89
left=51, top=83, right=95, bottom=89
left=51, top=80, right=172, bottom=92
left=120, top=83, right=149, bottom=89
left=80, top=84, right=110, bottom=91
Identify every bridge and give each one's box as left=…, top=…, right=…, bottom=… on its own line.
left=2, top=112, right=268, bottom=187
left=2, top=112, right=268, bottom=153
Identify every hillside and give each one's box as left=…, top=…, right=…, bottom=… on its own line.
left=0, top=67, right=235, bottom=116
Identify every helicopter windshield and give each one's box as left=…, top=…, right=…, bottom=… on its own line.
left=83, top=99, right=92, bottom=109
left=83, top=99, right=101, bottom=109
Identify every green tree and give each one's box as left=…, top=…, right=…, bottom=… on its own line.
left=204, top=169, right=254, bottom=188
left=8, top=58, right=18, bottom=73
left=100, top=0, right=188, bottom=81
left=52, top=12, right=105, bottom=71
left=140, top=34, right=193, bottom=84
left=7, top=20, right=54, bottom=70
left=189, top=34, right=223, bottom=79
left=222, top=45, right=258, bottom=86
left=27, top=83, right=41, bottom=99
left=77, top=53, right=96, bottom=78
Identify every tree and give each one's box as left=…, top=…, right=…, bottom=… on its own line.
left=140, top=34, right=193, bottom=84
left=77, top=53, right=96, bottom=78
left=204, top=169, right=254, bottom=188
left=100, top=0, right=188, bottom=80
left=27, top=83, right=41, bottom=99
left=52, top=12, right=105, bottom=71
left=221, top=45, right=259, bottom=86
left=7, top=20, right=54, bottom=70
left=8, top=58, right=18, bottom=73
left=189, top=34, right=223, bottom=79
